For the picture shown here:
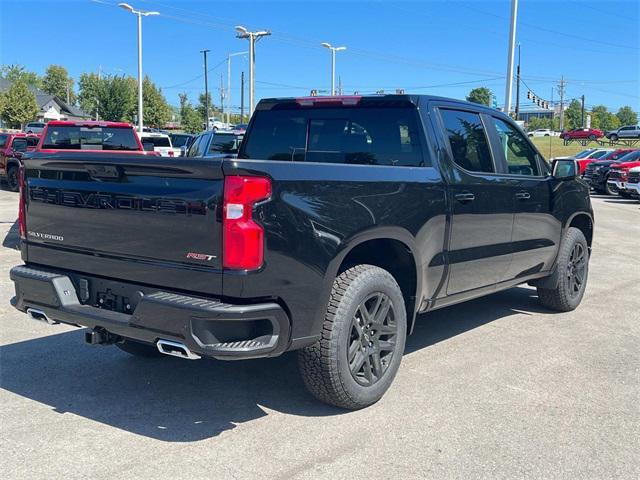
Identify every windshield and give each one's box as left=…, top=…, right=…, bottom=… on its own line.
left=574, top=149, right=594, bottom=159
left=590, top=150, right=610, bottom=159
left=617, top=151, right=640, bottom=163
left=143, top=136, right=171, bottom=147
left=42, top=126, right=140, bottom=150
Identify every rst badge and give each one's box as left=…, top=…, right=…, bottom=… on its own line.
left=186, top=252, right=217, bottom=261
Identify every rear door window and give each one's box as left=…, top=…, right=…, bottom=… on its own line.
left=439, top=109, right=494, bottom=173
left=241, top=107, right=425, bottom=166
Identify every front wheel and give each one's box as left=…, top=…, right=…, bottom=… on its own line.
left=298, top=265, right=407, bottom=409
left=6, top=165, right=19, bottom=192
left=604, top=177, right=617, bottom=195
left=537, top=227, right=589, bottom=312
left=610, top=134, right=618, bottom=141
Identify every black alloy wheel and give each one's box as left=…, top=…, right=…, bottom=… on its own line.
left=347, top=292, right=398, bottom=387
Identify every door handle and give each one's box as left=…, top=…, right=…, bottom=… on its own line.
left=515, top=191, right=531, bottom=200
left=455, top=192, right=475, bottom=203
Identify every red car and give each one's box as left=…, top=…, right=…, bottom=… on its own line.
left=0, top=132, right=40, bottom=191
left=560, top=128, right=604, bottom=140
left=577, top=148, right=636, bottom=174
left=607, top=155, right=640, bottom=197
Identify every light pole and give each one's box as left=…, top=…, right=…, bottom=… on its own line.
left=200, top=49, right=210, bottom=129
left=503, top=0, right=519, bottom=115
left=118, top=3, right=159, bottom=133
left=320, top=43, right=346, bottom=96
left=226, top=51, right=248, bottom=124
left=235, top=26, right=271, bottom=118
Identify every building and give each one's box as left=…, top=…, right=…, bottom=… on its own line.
left=0, top=78, right=91, bottom=127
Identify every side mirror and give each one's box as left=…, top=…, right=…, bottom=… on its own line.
left=180, top=145, right=188, bottom=157
left=12, top=138, right=28, bottom=153
left=552, top=159, right=578, bottom=179
left=142, top=141, right=155, bottom=152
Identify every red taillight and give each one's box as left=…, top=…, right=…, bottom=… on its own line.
left=223, top=175, right=271, bottom=270
left=168, top=150, right=174, bottom=157
left=18, top=166, right=26, bottom=239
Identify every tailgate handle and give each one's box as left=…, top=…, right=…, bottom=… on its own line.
left=85, top=164, right=121, bottom=180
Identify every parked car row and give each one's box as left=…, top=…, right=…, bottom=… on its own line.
left=0, top=132, right=40, bottom=191
left=579, top=148, right=640, bottom=200
left=558, top=125, right=640, bottom=141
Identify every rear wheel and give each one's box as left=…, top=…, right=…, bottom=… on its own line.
left=610, top=134, right=618, bottom=141
left=6, top=165, right=19, bottom=192
left=537, top=227, right=589, bottom=312
left=116, top=338, right=164, bottom=358
left=588, top=134, right=596, bottom=140
left=298, top=265, right=407, bottom=409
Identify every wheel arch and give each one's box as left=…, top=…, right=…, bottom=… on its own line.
left=321, top=227, right=422, bottom=336
left=566, top=211, right=593, bottom=249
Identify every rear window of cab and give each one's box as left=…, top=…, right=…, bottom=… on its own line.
left=42, top=125, right=140, bottom=151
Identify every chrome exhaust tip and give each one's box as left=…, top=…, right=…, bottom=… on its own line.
left=156, top=339, right=201, bottom=360
left=26, top=308, right=58, bottom=325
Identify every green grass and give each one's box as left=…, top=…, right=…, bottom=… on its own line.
left=530, top=137, right=598, bottom=161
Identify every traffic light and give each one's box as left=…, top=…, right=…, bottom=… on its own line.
left=527, top=91, right=531, bottom=99
left=532, top=94, right=536, bottom=102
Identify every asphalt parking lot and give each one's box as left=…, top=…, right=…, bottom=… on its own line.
left=0, top=189, right=638, bottom=479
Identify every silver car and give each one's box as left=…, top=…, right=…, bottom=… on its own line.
left=24, top=122, right=46, bottom=134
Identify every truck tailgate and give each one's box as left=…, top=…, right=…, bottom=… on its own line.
left=22, top=152, right=224, bottom=295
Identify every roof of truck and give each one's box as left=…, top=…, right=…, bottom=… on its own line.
left=45, top=120, right=134, bottom=128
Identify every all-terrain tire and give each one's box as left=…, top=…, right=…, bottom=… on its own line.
left=116, top=338, right=165, bottom=358
left=537, top=227, right=589, bottom=312
left=604, top=176, right=617, bottom=195
left=298, top=264, right=407, bottom=409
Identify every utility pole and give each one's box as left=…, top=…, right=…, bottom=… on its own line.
left=240, top=71, right=245, bottom=122
left=515, top=43, right=521, bottom=120
left=96, top=65, right=102, bottom=120
left=200, top=49, right=210, bottom=129
left=66, top=80, right=71, bottom=104
left=338, top=75, right=342, bottom=96
left=581, top=94, right=585, bottom=127
left=558, top=76, right=566, bottom=131
left=220, top=73, right=225, bottom=121
left=235, top=26, right=271, bottom=117
left=226, top=51, right=248, bottom=124
left=504, top=0, right=519, bottom=115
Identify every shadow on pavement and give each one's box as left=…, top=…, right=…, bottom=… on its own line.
left=2, top=220, right=19, bottom=249
left=1, top=286, right=548, bottom=442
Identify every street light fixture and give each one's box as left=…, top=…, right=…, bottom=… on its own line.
left=118, top=3, right=159, bottom=133
left=321, top=43, right=346, bottom=96
left=235, top=26, right=271, bottom=117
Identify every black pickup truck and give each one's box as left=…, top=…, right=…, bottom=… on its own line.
left=11, top=95, right=593, bottom=409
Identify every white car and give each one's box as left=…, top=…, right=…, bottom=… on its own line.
left=207, top=117, right=231, bottom=131
left=527, top=129, right=559, bottom=138
left=139, top=132, right=180, bottom=157
left=24, top=122, right=46, bottom=134
left=624, top=166, right=640, bottom=197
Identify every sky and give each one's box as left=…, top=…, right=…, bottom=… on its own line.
left=1, top=0, right=639, bottom=113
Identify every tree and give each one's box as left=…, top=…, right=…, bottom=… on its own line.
left=78, top=72, right=103, bottom=119
left=564, top=99, right=583, bottom=130
left=101, top=75, right=136, bottom=122
left=142, top=76, right=171, bottom=128
left=0, top=80, right=38, bottom=128
left=616, top=106, right=638, bottom=126
left=590, top=105, right=620, bottom=132
left=42, top=65, right=75, bottom=104
left=197, top=92, right=213, bottom=121
left=178, top=93, right=203, bottom=133
left=466, top=87, right=492, bottom=106
left=0, top=64, right=41, bottom=89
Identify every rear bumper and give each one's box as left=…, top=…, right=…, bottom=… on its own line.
left=10, top=265, right=291, bottom=360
